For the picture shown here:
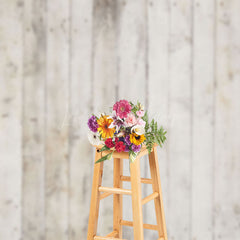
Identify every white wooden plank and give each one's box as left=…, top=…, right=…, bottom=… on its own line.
left=0, top=1, right=23, bottom=240
left=118, top=0, right=146, bottom=104
left=191, top=1, right=215, bottom=240
left=147, top=0, right=169, bottom=238
left=168, top=0, right=192, bottom=239
left=45, top=0, right=69, bottom=239
left=69, top=0, right=93, bottom=239
left=214, top=0, right=240, bottom=239
left=117, top=0, right=147, bottom=238
left=92, top=0, right=118, bottom=236
left=92, top=0, right=118, bottom=112
left=22, top=0, right=46, bottom=239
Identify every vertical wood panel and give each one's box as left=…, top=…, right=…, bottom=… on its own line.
left=117, top=0, right=147, bottom=238
left=69, top=0, right=93, bottom=239
left=118, top=0, right=146, bottom=104
left=191, top=1, right=214, bottom=240
left=0, top=1, right=22, bottom=239
left=147, top=0, right=169, bottom=238
left=92, top=0, right=118, bottom=112
left=214, top=0, right=240, bottom=239
left=45, top=0, right=69, bottom=239
left=168, top=0, right=192, bottom=239
left=92, top=0, right=118, bottom=235
left=22, top=0, right=46, bottom=239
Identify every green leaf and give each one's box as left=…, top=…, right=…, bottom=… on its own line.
left=99, top=145, right=110, bottom=152
left=142, top=110, right=148, bottom=122
left=95, top=152, right=113, bottom=164
left=129, top=151, right=138, bottom=163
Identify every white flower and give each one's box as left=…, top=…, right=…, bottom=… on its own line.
left=88, top=131, right=102, bottom=146
left=131, top=125, right=145, bottom=135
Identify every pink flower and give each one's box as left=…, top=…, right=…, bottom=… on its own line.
left=136, top=110, right=145, bottom=117
left=125, top=113, right=137, bottom=127
left=113, top=99, right=132, bottom=119
left=137, top=118, right=146, bottom=127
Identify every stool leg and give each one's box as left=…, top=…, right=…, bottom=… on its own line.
left=149, top=147, right=168, bottom=240
left=87, top=150, right=104, bottom=240
left=130, top=157, right=144, bottom=240
left=113, top=158, right=123, bottom=238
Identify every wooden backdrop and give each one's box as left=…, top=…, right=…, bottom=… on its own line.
left=0, top=0, right=240, bottom=239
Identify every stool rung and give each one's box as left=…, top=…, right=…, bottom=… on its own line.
left=120, top=176, right=152, bottom=184
left=142, top=192, right=159, bottom=205
left=105, top=230, right=118, bottom=237
left=100, top=192, right=112, bottom=200
left=120, top=220, right=158, bottom=231
left=99, top=186, right=132, bottom=195
left=94, top=237, right=126, bottom=240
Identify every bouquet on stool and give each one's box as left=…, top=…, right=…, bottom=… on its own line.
left=87, top=99, right=167, bottom=163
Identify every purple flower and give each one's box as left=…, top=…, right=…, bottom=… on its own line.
left=88, top=115, right=98, bottom=132
left=131, top=144, right=141, bottom=153
left=124, top=145, right=130, bottom=152
left=125, top=135, right=131, bottom=146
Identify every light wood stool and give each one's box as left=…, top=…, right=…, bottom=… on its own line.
left=87, top=144, right=168, bottom=240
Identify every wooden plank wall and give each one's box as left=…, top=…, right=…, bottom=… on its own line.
left=0, top=0, right=240, bottom=240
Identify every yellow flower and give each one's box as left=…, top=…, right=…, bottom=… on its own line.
left=129, top=133, right=146, bottom=145
left=97, top=115, right=115, bottom=139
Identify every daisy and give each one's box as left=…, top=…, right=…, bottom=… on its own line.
left=97, top=115, right=115, bottom=139
left=88, top=131, right=102, bottom=146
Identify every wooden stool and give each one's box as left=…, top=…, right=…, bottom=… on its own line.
left=87, top=144, right=168, bottom=240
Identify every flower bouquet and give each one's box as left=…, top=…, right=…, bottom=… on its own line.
left=87, top=99, right=167, bottom=163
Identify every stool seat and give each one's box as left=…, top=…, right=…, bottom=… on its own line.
left=94, top=143, right=158, bottom=159
left=87, top=145, right=168, bottom=240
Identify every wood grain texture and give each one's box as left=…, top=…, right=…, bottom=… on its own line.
left=45, top=0, right=70, bottom=239
left=0, top=1, right=22, bottom=240
left=92, top=0, right=118, bottom=235
left=168, top=0, right=192, bottom=239
left=69, top=0, right=93, bottom=239
left=214, top=0, right=240, bottom=239
left=147, top=0, right=169, bottom=238
left=130, top=157, right=144, bottom=240
left=0, top=0, right=240, bottom=239
left=192, top=1, right=215, bottom=240
left=22, top=0, right=46, bottom=239
left=87, top=151, right=104, bottom=240
left=118, top=0, right=146, bottom=103
left=149, top=148, right=168, bottom=240
left=113, top=158, right=123, bottom=238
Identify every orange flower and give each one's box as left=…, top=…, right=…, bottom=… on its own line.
left=97, top=115, right=115, bottom=139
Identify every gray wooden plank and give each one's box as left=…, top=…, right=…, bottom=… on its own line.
left=168, top=0, right=192, bottom=239
left=147, top=0, right=169, bottom=238
left=22, top=0, right=46, bottom=239
left=91, top=0, right=118, bottom=236
left=117, top=0, right=146, bottom=104
left=214, top=0, right=240, bottom=239
left=45, top=0, right=70, bottom=239
left=0, top=1, right=23, bottom=239
left=117, top=0, right=147, bottom=238
left=191, top=1, right=215, bottom=240
left=69, top=0, right=93, bottom=239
